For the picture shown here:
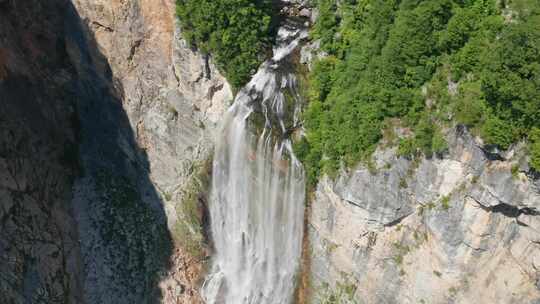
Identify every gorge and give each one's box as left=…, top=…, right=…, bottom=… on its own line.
left=1, top=0, right=540, bottom=304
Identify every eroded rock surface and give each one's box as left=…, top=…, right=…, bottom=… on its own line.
left=0, top=1, right=84, bottom=302
left=308, top=128, right=540, bottom=303
left=70, top=0, right=232, bottom=303
left=1, top=0, right=231, bottom=303
left=4, top=1, right=539, bottom=304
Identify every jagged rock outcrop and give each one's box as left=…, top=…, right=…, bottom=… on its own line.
left=307, top=127, right=540, bottom=303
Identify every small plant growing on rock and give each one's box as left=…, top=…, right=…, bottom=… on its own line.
left=366, top=157, right=378, bottom=175
left=511, top=164, right=520, bottom=179
left=392, top=242, right=411, bottom=266
left=418, top=201, right=436, bottom=216
left=318, top=280, right=359, bottom=304
left=399, top=177, right=408, bottom=189
left=173, top=158, right=212, bottom=259
left=163, top=191, right=173, bottom=201
left=441, top=195, right=451, bottom=210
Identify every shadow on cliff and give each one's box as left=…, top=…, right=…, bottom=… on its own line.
left=63, top=3, right=173, bottom=303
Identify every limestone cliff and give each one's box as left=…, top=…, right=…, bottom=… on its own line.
left=306, top=127, right=540, bottom=303
left=0, top=1, right=84, bottom=302
left=70, top=0, right=232, bottom=302
left=1, top=0, right=231, bottom=303
left=296, top=6, right=540, bottom=302
left=2, top=0, right=539, bottom=304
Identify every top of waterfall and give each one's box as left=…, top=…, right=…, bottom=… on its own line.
left=272, top=23, right=308, bottom=62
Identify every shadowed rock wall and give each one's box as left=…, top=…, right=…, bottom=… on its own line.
left=0, top=0, right=232, bottom=303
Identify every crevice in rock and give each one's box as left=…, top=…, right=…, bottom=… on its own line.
left=468, top=195, right=539, bottom=219
left=456, top=125, right=504, bottom=162
left=384, top=212, right=414, bottom=227
left=91, top=21, right=114, bottom=32
left=529, top=170, right=540, bottom=182
left=206, top=83, right=224, bottom=100
left=172, top=64, right=181, bottom=85
left=193, top=70, right=205, bottom=84
left=203, top=54, right=211, bottom=80
left=128, top=39, right=142, bottom=62
left=480, top=145, right=506, bottom=161
left=343, top=199, right=365, bottom=209
left=462, top=241, right=487, bottom=252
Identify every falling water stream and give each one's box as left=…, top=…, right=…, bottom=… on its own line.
left=202, top=18, right=308, bottom=304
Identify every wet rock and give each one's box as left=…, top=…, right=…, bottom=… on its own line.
left=299, top=8, right=312, bottom=19
left=300, top=39, right=323, bottom=70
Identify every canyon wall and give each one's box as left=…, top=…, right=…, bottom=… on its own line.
left=70, top=0, right=233, bottom=303
left=1, top=0, right=231, bottom=303
left=0, top=1, right=84, bottom=302
left=70, top=0, right=232, bottom=302
left=2, top=0, right=539, bottom=304
left=297, top=7, right=540, bottom=302
left=306, top=127, right=540, bottom=303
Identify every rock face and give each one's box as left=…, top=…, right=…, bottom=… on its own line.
left=1, top=0, right=231, bottom=303
left=3, top=1, right=539, bottom=304
left=70, top=0, right=231, bottom=219
left=0, top=1, right=84, bottom=302
left=307, top=127, right=540, bottom=303
left=69, top=0, right=232, bottom=303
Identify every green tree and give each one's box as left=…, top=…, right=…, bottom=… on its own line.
left=298, top=0, right=540, bottom=184
left=176, top=0, right=275, bottom=88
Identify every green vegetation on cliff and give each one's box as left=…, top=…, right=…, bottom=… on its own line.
left=176, top=0, right=275, bottom=88
left=298, top=0, right=540, bottom=184
left=172, top=159, right=212, bottom=259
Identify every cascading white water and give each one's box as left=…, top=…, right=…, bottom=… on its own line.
left=202, top=20, right=308, bottom=304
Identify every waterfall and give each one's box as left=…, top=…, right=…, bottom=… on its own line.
left=202, top=20, right=308, bottom=304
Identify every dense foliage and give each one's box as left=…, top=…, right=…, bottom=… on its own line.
left=297, top=0, right=540, bottom=184
left=176, top=0, right=275, bottom=89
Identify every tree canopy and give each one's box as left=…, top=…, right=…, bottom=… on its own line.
left=298, top=0, right=540, bottom=184
left=176, top=0, right=275, bottom=89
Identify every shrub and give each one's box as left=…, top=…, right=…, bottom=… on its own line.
left=481, top=116, right=515, bottom=150
left=432, top=129, right=449, bottom=155
left=511, top=164, right=520, bottom=179
left=454, top=81, right=487, bottom=128
left=398, top=138, right=417, bottom=159
left=530, top=128, right=540, bottom=172
left=441, top=195, right=451, bottom=210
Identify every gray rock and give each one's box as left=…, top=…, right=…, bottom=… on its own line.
left=68, top=0, right=232, bottom=303
left=307, top=127, right=540, bottom=304
left=300, top=39, right=324, bottom=71
left=299, top=8, right=312, bottom=18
